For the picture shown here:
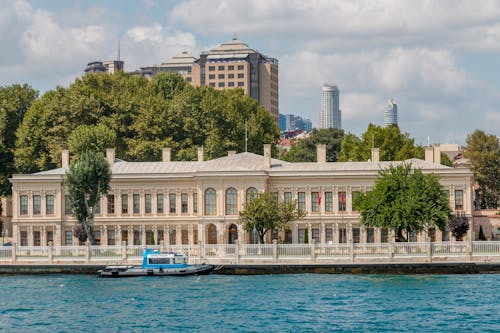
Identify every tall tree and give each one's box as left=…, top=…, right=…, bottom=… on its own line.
left=65, top=151, right=111, bottom=244
left=280, top=128, right=344, bottom=162
left=239, top=192, right=305, bottom=244
left=68, top=124, right=117, bottom=160
left=464, top=130, right=500, bottom=208
left=355, top=163, right=451, bottom=241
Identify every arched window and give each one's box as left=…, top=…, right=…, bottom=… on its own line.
left=246, top=187, right=258, bottom=203
left=207, top=224, right=217, bottom=244
left=228, top=224, right=238, bottom=244
left=204, top=188, right=216, bottom=215
left=225, top=187, right=237, bottom=215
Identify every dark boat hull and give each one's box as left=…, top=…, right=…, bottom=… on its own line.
left=99, top=264, right=214, bottom=277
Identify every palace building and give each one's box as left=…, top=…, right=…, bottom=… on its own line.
left=9, top=145, right=474, bottom=247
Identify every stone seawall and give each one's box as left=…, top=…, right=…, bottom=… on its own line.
left=1, top=263, right=500, bottom=275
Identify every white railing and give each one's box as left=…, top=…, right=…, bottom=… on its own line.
left=0, top=241, right=499, bottom=264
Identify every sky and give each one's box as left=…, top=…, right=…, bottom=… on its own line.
left=1, top=0, right=500, bottom=145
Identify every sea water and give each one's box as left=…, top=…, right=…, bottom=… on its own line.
left=0, top=274, right=498, bottom=332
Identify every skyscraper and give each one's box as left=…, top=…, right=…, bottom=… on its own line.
left=384, top=98, right=398, bottom=127
left=321, top=84, right=341, bottom=130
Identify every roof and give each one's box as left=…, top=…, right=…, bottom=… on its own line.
left=208, top=37, right=256, bottom=55
left=160, top=51, right=197, bottom=67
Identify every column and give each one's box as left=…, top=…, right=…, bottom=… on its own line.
left=127, top=226, right=133, bottom=246
left=41, top=226, right=46, bottom=246
left=102, top=225, right=108, bottom=246
left=165, top=225, right=170, bottom=246
left=292, top=223, right=299, bottom=244
left=188, top=224, right=194, bottom=245
left=141, top=225, right=146, bottom=245
left=117, top=225, right=122, bottom=245
left=320, top=222, right=326, bottom=244
left=334, top=222, right=339, bottom=244
left=176, top=224, right=182, bottom=245
left=307, top=223, right=312, bottom=244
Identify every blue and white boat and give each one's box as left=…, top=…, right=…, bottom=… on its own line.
left=98, top=249, right=214, bottom=277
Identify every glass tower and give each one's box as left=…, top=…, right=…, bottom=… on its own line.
left=321, top=84, right=341, bottom=130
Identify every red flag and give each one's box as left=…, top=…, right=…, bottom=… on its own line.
left=317, top=194, right=322, bottom=205
left=340, top=192, right=345, bottom=204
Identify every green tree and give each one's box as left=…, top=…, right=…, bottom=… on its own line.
left=65, top=151, right=111, bottom=244
left=68, top=124, right=117, bottom=159
left=355, top=163, right=451, bottom=241
left=280, top=128, right=344, bottom=162
left=447, top=213, right=469, bottom=241
left=440, top=152, right=453, bottom=167
left=239, top=192, right=305, bottom=244
left=464, top=130, right=500, bottom=208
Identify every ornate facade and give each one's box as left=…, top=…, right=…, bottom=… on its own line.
left=9, top=145, right=474, bottom=247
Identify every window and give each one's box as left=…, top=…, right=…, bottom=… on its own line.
left=238, top=82, right=244, bottom=87
left=228, top=65, right=234, bottom=70
left=325, top=228, right=333, bottom=242
left=298, top=192, right=305, bottom=211
left=225, top=188, right=237, bottom=215
left=181, top=193, right=188, bottom=213
left=218, top=74, right=224, bottom=79
left=272, top=192, right=278, bottom=202
left=209, top=83, right=215, bottom=87
left=108, top=230, right=115, bottom=246
left=409, top=231, right=417, bottom=242
left=208, top=66, right=215, bottom=71
left=157, top=230, right=164, bottom=244
left=428, top=228, right=436, bottom=242
left=169, top=193, right=176, bottom=213
left=298, top=229, right=306, bottom=244
left=94, top=231, right=101, bottom=245
left=228, top=73, right=234, bottom=78
left=65, top=231, right=73, bottom=245
left=367, top=228, right=374, bottom=243
left=284, top=192, right=292, bottom=204
left=33, top=231, right=41, bottom=246
left=64, top=195, right=72, bottom=215
left=218, top=65, right=225, bottom=70
left=133, top=194, right=140, bottom=214
left=218, top=82, right=225, bottom=87
left=204, top=188, right=216, bottom=215
left=237, top=73, right=244, bottom=78
left=312, top=228, right=319, bottom=242
left=338, top=191, right=346, bottom=211
left=339, top=227, right=347, bottom=243
left=209, top=74, right=215, bottom=79
left=455, top=190, right=463, bottom=210
left=20, top=231, right=28, bottom=246
left=237, top=65, right=244, bottom=70
left=107, top=194, right=115, bottom=214
left=353, top=228, right=360, bottom=243
left=228, top=82, right=235, bottom=87
left=169, top=229, right=176, bottom=245
left=442, top=226, right=450, bottom=242
left=246, top=187, right=258, bottom=202
left=352, top=191, right=361, bottom=211
left=381, top=228, right=389, bottom=243
left=146, top=230, right=155, bottom=245
left=33, top=195, right=41, bottom=215
left=121, top=194, right=128, bottom=214
left=133, top=230, right=141, bottom=245
left=311, top=192, right=319, bottom=212
left=46, top=231, right=53, bottom=245
left=145, top=193, right=151, bottom=214
left=325, top=192, right=333, bottom=212
left=46, top=195, right=54, bottom=215
left=193, top=193, right=198, bottom=213
left=121, top=230, right=128, bottom=244
left=157, top=193, right=164, bottom=213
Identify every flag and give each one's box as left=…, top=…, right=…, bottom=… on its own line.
left=340, top=192, right=345, bottom=204
left=317, top=194, right=322, bottom=205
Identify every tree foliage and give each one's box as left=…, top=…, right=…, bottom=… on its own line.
left=355, top=163, right=451, bottom=241
left=14, top=73, right=279, bottom=172
left=65, top=151, right=111, bottom=244
left=239, top=192, right=305, bottom=244
left=464, top=130, right=500, bottom=209
left=68, top=124, right=117, bottom=159
left=339, top=124, right=423, bottom=162
left=447, top=213, right=470, bottom=241
left=280, top=128, right=344, bottom=162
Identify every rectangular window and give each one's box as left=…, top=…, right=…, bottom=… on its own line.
left=338, top=191, right=346, bottom=211
left=353, top=228, right=360, bottom=243
left=209, top=82, right=215, bottom=87
left=237, top=73, right=244, bottom=78
left=367, top=228, right=374, bottom=243
left=272, top=192, right=279, bottom=202
left=237, top=82, right=244, bottom=87
left=228, top=73, right=234, bottom=78
left=64, top=195, right=72, bottom=215
left=107, top=194, right=115, bottom=214
left=46, top=195, right=54, bottom=215
left=46, top=231, right=53, bottom=245
left=352, top=191, right=361, bottom=211
left=121, top=194, right=128, bottom=214
left=33, top=231, right=41, bottom=246
left=218, top=82, right=225, bottom=87
left=455, top=190, right=463, bottom=210
left=312, top=228, right=319, bottom=242
left=33, top=195, right=41, bottom=215
left=193, top=193, right=198, bottom=213
left=409, top=230, right=417, bottom=242
left=442, top=226, right=449, bottom=242
left=325, top=228, right=333, bottom=242
left=311, top=192, right=319, bottom=212
left=146, top=230, right=155, bottom=245
left=218, top=73, right=224, bottom=79
left=133, top=194, right=140, bottom=214
left=169, top=193, right=176, bottom=213
left=208, top=66, right=215, bottom=71
left=298, top=192, right=305, bottom=211
left=218, top=65, right=225, bottom=70
left=157, top=230, right=164, bottom=244
left=228, top=82, right=235, bottom=87
left=181, top=193, right=188, bottom=213
left=237, top=65, right=244, bottom=70
left=108, top=230, right=115, bottom=246
left=157, top=193, right=164, bottom=213
left=298, top=229, right=306, bottom=244
left=145, top=193, right=151, bottom=214
left=121, top=230, right=128, bottom=244
left=169, top=229, right=176, bottom=245
left=182, top=229, right=189, bottom=244
left=228, top=65, right=234, bottom=70
left=339, top=227, right=347, bottom=243
left=94, top=231, right=101, bottom=246
left=381, top=228, right=389, bottom=243
left=325, top=192, right=333, bottom=212
left=284, top=192, right=292, bottom=204
left=20, top=231, right=28, bottom=246
left=208, top=74, right=215, bottom=79
left=133, top=230, right=141, bottom=245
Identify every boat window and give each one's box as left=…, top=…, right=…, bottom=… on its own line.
left=149, top=258, right=172, bottom=264
left=174, top=256, right=184, bottom=264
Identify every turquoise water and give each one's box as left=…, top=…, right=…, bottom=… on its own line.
left=0, top=274, right=498, bottom=332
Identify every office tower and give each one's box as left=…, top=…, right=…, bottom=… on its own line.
left=384, top=98, right=398, bottom=127
left=321, top=84, right=341, bottom=129
left=84, top=60, right=124, bottom=74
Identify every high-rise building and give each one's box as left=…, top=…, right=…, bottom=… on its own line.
left=320, top=84, right=341, bottom=130
left=384, top=98, right=398, bottom=127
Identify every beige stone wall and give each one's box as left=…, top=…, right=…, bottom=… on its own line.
left=1, top=196, right=12, bottom=240
left=473, top=210, right=500, bottom=240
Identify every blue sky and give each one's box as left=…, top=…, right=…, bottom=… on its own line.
left=2, top=0, right=500, bottom=145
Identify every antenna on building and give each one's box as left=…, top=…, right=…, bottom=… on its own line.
left=245, top=120, right=248, bottom=152
left=118, top=40, right=121, bottom=61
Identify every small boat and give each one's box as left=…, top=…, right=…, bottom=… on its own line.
left=98, top=249, right=214, bottom=277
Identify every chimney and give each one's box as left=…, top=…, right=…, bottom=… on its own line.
left=106, top=148, right=115, bottom=167
left=316, top=144, right=326, bottom=163
left=198, top=146, right=204, bottom=162
left=162, top=148, right=171, bottom=162
left=433, top=145, right=441, bottom=165
left=61, top=149, right=69, bottom=168
left=424, top=146, right=433, bottom=163
left=228, top=150, right=236, bottom=156
left=263, top=144, right=271, bottom=168
left=371, top=148, right=380, bottom=163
